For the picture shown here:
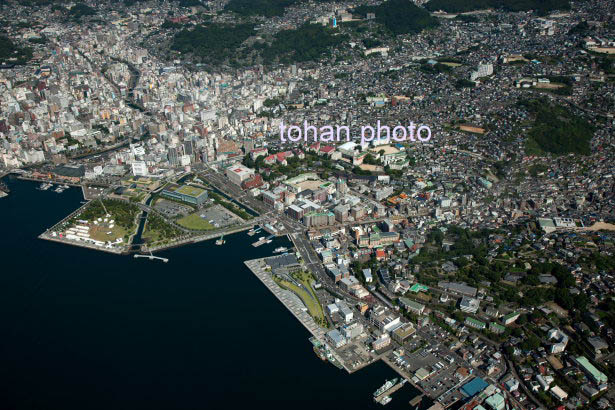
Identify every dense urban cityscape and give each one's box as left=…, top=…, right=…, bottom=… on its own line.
left=0, top=0, right=614, bottom=409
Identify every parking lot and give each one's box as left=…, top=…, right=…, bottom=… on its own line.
left=198, top=204, right=242, bottom=228
left=154, top=199, right=193, bottom=217
left=378, top=323, right=473, bottom=407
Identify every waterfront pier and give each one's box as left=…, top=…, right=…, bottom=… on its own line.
left=374, top=381, right=406, bottom=403
left=244, top=258, right=327, bottom=341
left=134, top=254, right=169, bottom=262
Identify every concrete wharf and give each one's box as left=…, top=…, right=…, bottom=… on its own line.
left=134, top=254, right=169, bottom=262
left=374, top=381, right=406, bottom=403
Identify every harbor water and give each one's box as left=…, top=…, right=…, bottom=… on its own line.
left=0, top=177, right=431, bottom=410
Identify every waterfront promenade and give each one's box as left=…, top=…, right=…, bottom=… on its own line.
left=143, top=224, right=254, bottom=253
left=39, top=232, right=126, bottom=255
left=17, top=175, right=83, bottom=187
left=244, top=258, right=327, bottom=341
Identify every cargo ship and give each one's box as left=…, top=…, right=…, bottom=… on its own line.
left=374, top=378, right=399, bottom=398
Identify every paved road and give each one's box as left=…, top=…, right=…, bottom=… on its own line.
left=505, top=356, right=543, bottom=409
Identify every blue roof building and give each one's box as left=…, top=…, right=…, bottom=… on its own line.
left=460, top=377, right=488, bottom=398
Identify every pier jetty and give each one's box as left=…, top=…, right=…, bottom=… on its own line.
left=134, top=254, right=169, bottom=263
left=410, top=394, right=424, bottom=406
left=244, top=258, right=326, bottom=340
left=251, top=234, right=274, bottom=247
left=374, top=380, right=406, bottom=403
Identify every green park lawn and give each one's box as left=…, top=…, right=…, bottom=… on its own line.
left=273, top=273, right=327, bottom=327
left=176, top=212, right=216, bottom=230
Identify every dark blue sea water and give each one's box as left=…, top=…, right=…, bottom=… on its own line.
left=0, top=177, right=429, bottom=410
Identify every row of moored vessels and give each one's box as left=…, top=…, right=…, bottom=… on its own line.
left=39, top=182, right=69, bottom=193
left=373, top=378, right=407, bottom=406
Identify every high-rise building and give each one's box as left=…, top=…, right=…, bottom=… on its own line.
left=183, top=140, right=193, bottom=157
left=168, top=147, right=178, bottom=166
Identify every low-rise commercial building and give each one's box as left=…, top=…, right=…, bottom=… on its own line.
left=399, top=298, right=425, bottom=315
left=392, top=322, right=415, bottom=344
left=161, top=183, right=208, bottom=206
left=575, top=356, right=608, bottom=384
left=465, top=317, right=486, bottom=330
left=226, top=164, right=255, bottom=186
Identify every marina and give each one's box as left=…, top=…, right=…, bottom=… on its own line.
left=54, top=184, right=69, bottom=193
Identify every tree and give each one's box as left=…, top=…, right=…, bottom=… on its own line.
left=354, top=0, right=439, bottom=36
left=520, top=334, right=540, bottom=351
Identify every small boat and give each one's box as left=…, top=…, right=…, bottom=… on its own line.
left=247, top=227, right=262, bottom=236
left=274, top=247, right=288, bottom=253
left=379, top=396, right=392, bottom=405
left=374, top=378, right=399, bottom=398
